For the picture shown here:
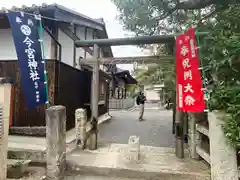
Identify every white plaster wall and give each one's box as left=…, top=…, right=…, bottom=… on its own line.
left=0, top=27, right=110, bottom=71
left=144, top=86, right=160, bottom=101
left=86, top=28, right=93, bottom=58
left=58, top=29, right=74, bottom=66
left=0, top=28, right=51, bottom=60
left=75, top=26, right=85, bottom=61
left=75, top=26, right=86, bottom=69
left=145, top=90, right=159, bottom=101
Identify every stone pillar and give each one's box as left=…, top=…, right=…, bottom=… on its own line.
left=75, top=108, right=87, bottom=149
left=188, top=113, right=200, bottom=159
left=209, top=111, right=238, bottom=180
left=46, top=106, right=66, bottom=180
left=124, top=136, right=140, bottom=163
left=175, top=110, right=184, bottom=159
left=89, top=44, right=99, bottom=150
left=0, top=78, right=13, bottom=180
left=162, top=89, right=165, bottom=104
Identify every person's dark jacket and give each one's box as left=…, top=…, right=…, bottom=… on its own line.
left=136, top=94, right=146, bottom=105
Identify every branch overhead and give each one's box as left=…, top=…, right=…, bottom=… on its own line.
left=176, top=0, right=217, bottom=10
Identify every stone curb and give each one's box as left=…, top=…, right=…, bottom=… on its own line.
left=98, top=113, right=112, bottom=125
left=127, top=106, right=138, bottom=112
left=66, top=162, right=210, bottom=180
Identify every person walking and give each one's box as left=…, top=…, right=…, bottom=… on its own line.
left=136, top=92, right=146, bottom=121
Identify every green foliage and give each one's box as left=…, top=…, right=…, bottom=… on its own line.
left=133, top=61, right=175, bottom=101
left=112, top=0, right=237, bottom=36
left=198, top=5, right=240, bottom=149
left=126, top=84, right=138, bottom=98
left=112, top=0, right=176, bottom=36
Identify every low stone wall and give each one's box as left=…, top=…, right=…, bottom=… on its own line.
left=188, top=111, right=238, bottom=180
left=109, top=98, right=135, bottom=110
left=9, top=126, right=46, bottom=136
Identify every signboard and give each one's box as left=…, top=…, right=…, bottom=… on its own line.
left=176, top=28, right=205, bottom=112
left=7, top=12, right=47, bottom=108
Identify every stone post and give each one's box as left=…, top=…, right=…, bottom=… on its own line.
left=209, top=111, right=238, bottom=180
left=0, top=78, right=13, bottom=180
left=46, top=106, right=66, bottom=180
left=75, top=108, right=87, bottom=149
left=188, top=113, right=200, bottom=159
left=175, top=110, right=184, bottom=159
left=0, top=105, right=6, bottom=180
left=124, top=136, right=140, bottom=163
left=89, top=44, right=99, bottom=150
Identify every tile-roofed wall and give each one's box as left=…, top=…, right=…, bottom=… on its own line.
left=0, top=3, right=53, bottom=13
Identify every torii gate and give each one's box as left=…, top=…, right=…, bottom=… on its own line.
left=74, top=33, right=206, bottom=158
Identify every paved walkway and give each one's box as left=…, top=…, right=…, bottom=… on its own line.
left=99, top=108, right=175, bottom=147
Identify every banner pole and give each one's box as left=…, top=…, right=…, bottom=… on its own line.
left=195, top=28, right=209, bottom=111
left=39, top=17, right=50, bottom=107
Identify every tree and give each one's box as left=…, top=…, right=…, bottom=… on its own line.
left=133, top=59, right=175, bottom=103
left=112, top=0, right=239, bottom=36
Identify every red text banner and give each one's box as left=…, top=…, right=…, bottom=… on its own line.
left=176, top=28, right=205, bottom=112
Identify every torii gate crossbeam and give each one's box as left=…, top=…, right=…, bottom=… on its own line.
left=80, top=56, right=174, bottom=65
left=75, top=32, right=208, bottom=47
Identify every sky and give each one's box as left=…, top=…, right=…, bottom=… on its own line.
left=0, top=0, right=150, bottom=71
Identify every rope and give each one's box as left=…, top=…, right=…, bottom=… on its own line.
left=39, top=18, right=49, bottom=106
left=195, top=28, right=209, bottom=111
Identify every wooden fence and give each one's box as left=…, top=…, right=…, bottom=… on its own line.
left=0, top=60, right=109, bottom=133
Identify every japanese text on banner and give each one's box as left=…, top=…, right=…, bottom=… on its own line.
left=7, top=12, right=47, bottom=108
left=176, top=28, right=205, bottom=112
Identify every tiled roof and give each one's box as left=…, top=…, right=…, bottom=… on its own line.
left=0, top=3, right=104, bottom=26
left=0, top=3, right=114, bottom=58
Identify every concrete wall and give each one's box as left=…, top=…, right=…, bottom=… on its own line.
left=144, top=86, right=160, bottom=101
left=188, top=112, right=239, bottom=180
left=109, top=98, right=135, bottom=110
left=145, top=90, right=159, bottom=101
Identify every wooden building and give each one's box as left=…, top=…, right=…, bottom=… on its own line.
left=0, top=4, right=115, bottom=135
left=109, top=67, right=137, bottom=99
left=108, top=67, right=138, bottom=109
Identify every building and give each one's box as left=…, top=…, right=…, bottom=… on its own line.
left=0, top=3, right=116, bottom=135
left=110, top=67, right=137, bottom=98
left=144, top=84, right=165, bottom=103
left=108, top=67, right=138, bottom=109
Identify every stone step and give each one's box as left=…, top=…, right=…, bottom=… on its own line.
left=8, top=148, right=46, bottom=164
left=7, top=159, right=31, bottom=179
left=66, top=144, right=210, bottom=180
left=65, top=175, right=145, bottom=180
left=66, top=163, right=210, bottom=180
